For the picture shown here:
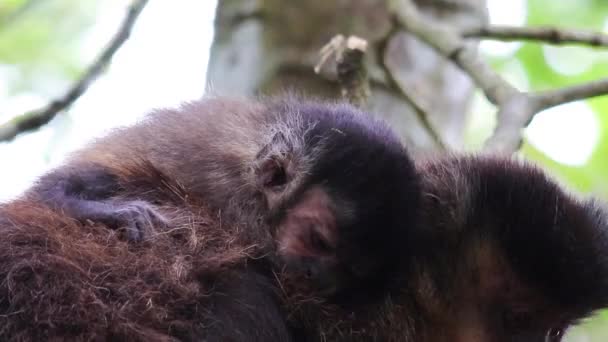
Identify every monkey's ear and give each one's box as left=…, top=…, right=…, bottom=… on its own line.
left=254, top=132, right=294, bottom=191
left=258, top=156, right=290, bottom=189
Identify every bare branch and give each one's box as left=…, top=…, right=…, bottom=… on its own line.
left=389, top=0, right=608, bottom=153
left=463, top=25, right=608, bottom=47
left=315, top=35, right=371, bottom=108
left=393, top=84, right=448, bottom=150
left=389, top=0, right=523, bottom=152
left=317, top=31, right=447, bottom=148
left=482, top=95, right=538, bottom=153
left=388, top=0, right=521, bottom=107
left=533, top=78, right=608, bottom=110
left=485, top=79, right=608, bottom=152
left=0, top=0, right=149, bottom=142
left=483, top=81, right=608, bottom=153
left=338, top=36, right=371, bottom=108
left=378, top=51, right=447, bottom=149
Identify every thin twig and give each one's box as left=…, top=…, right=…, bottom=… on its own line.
left=315, top=35, right=371, bottom=108
left=463, top=25, right=608, bottom=47
left=389, top=0, right=608, bottom=153
left=389, top=0, right=521, bottom=107
left=337, top=36, right=371, bottom=108
left=532, top=78, right=608, bottom=110
left=378, top=47, right=447, bottom=149
left=482, top=80, right=608, bottom=152
left=392, top=81, right=448, bottom=150
left=0, top=0, right=149, bottom=142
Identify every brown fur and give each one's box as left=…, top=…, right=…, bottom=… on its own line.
left=26, top=96, right=423, bottom=303
left=61, top=97, right=320, bottom=231
left=1, top=96, right=422, bottom=341
left=0, top=162, right=286, bottom=341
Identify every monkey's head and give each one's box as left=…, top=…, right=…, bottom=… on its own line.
left=283, top=156, right=608, bottom=342
left=252, top=99, right=420, bottom=301
left=405, top=156, right=608, bottom=341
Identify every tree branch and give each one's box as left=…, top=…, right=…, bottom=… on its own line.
left=533, top=78, right=608, bottom=110
left=463, top=25, right=608, bottom=47
left=315, top=35, right=371, bottom=108
left=388, top=0, right=521, bottom=107
left=378, top=49, right=447, bottom=150
left=0, top=0, right=149, bottom=142
left=390, top=78, right=447, bottom=150
left=482, top=79, right=608, bottom=152
left=389, top=0, right=608, bottom=153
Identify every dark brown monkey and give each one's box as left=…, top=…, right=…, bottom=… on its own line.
left=284, top=155, right=608, bottom=341
left=27, top=96, right=421, bottom=302
left=3, top=154, right=608, bottom=341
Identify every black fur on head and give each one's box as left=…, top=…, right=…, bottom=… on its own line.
left=418, top=155, right=608, bottom=336
left=284, top=155, right=608, bottom=341
left=266, top=98, right=422, bottom=302
left=469, top=157, right=608, bottom=317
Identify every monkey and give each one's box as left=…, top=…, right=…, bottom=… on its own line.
left=25, top=96, right=422, bottom=303
left=3, top=153, right=608, bottom=341
left=0, top=163, right=294, bottom=341
left=282, top=154, right=608, bottom=341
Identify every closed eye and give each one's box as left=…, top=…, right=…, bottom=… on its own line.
left=309, top=228, right=332, bottom=253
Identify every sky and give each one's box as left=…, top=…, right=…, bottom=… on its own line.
left=0, top=0, right=604, bottom=201
left=0, top=0, right=217, bottom=201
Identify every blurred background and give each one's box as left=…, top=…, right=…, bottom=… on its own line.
left=0, top=0, right=607, bottom=340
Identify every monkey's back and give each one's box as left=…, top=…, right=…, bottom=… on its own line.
left=0, top=161, right=289, bottom=341
left=68, top=97, right=273, bottom=212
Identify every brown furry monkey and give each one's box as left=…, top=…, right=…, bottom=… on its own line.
left=0, top=163, right=293, bottom=341
left=27, top=96, right=421, bottom=303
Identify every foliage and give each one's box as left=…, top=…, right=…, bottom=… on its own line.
left=0, top=0, right=98, bottom=95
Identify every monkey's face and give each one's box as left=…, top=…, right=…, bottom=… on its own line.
left=273, top=186, right=348, bottom=296
left=250, top=100, right=423, bottom=301
left=252, top=136, right=346, bottom=294
left=272, top=184, right=397, bottom=301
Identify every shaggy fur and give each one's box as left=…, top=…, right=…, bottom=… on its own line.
left=0, top=162, right=289, bottom=341
left=282, top=155, right=608, bottom=342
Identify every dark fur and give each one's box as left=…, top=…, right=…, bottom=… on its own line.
left=279, top=155, right=608, bottom=342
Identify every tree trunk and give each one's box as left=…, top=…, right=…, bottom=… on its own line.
left=206, top=0, right=488, bottom=152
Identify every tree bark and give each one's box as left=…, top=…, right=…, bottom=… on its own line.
left=207, top=0, right=488, bottom=152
